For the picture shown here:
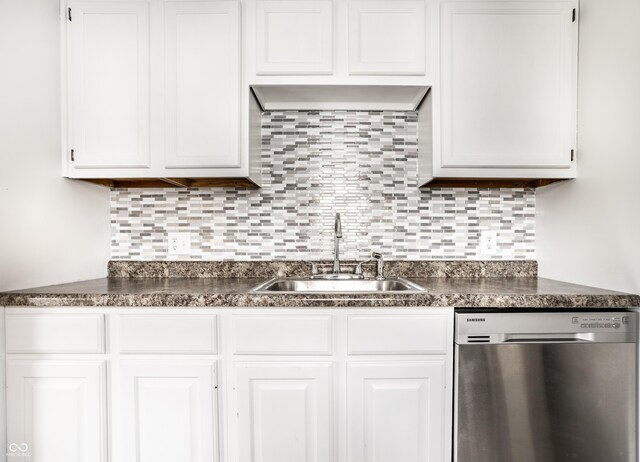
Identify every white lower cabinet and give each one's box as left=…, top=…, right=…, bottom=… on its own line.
left=348, top=361, right=447, bottom=462
left=6, top=360, right=107, bottom=462
left=235, top=362, right=333, bottom=462
left=3, top=308, right=453, bottom=462
left=118, top=361, right=219, bottom=462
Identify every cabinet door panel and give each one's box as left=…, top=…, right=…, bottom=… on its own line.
left=440, top=1, right=576, bottom=169
left=256, top=0, right=333, bottom=75
left=236, top=362, right=333, bottom=462
left=164, top=1, right=241, bottom=168
left=69, top=1, right=150, bottom=168
left=348, top=0, right=427, bottom=75
left=6, top=360, right=107, bottom=462
left=118, top=361, right=218, bottom=462
left=348, top=361, right=446, bottom=462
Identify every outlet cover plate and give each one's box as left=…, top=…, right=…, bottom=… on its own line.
left=168, top=232, right=191, bottom=255
left=480, top=231, right=498, bottom=256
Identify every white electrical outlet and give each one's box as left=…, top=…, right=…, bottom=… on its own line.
left=480, top=231, right=498, bottom=255
left=167, top=232, right=191, bottom=255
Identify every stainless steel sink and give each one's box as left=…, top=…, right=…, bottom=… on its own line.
left=251, top=277, right=425, bottom=293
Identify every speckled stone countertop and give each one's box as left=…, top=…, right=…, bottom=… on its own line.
left=1, top=277, right=638, bottom=308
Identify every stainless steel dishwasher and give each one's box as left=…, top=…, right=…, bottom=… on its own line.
left=454, top=311, right=637, bottom=462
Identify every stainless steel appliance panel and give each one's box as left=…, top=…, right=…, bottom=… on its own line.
left=455, top=312, right=637, bottom=462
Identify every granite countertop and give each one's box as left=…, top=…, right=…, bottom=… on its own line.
left=1, top=276, right=638, bottom=308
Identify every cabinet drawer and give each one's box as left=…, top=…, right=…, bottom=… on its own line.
left=348, top=315, right=447, bottom=355
left=232, top=315, right=333, bottom=355
left=6, top=314, right=105, bottom=354
left=119, top=315, right=217, bottom=354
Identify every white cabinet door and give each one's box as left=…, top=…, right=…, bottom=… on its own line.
left=235, top=362, right=333, bottom=462
left=255, top=0, right=333, bottom=75
left=6, top=360, right=107, bottom=462
left=348, top=361, right=446, bottom=462
left=348, top=0, right=428, bottom=75
left=164, top=1, right=241, bottom=168
left=68, top=1, right=150, bottom=169
left=118, top=360, right=218, bottom=462
left=440, top=1, right=577, bottom=170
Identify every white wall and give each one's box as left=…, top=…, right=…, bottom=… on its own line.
left=537, top=0, right=640, bottom=294
left=0, top=0, right=110, bottom=291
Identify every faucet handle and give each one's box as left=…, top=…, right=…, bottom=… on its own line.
left=353, top=259, right=372, bottom=277
left=371, top=252, right=384, bottom=280
left=304, top=261, right=319, bottom=277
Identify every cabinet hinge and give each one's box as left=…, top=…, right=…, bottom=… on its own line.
left=68, top=7, right=72, bottom=21
left=572, top=8, right=576, bottom=22
left=570, top=149, right=575, bottom=162
left=70, top=149, right=75, bottom=162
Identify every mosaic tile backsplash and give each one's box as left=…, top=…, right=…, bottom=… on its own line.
left=111, top=111, right=536, bottom=260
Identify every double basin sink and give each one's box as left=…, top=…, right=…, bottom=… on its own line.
left=252, top=277, right=425, bottom=293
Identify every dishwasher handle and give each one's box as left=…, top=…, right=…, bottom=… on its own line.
left=503, top=332, right=596, bottom=343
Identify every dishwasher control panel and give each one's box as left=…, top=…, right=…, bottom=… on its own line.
left=573, top=314, right=629, bottom=330
left=455, top=311, right=637, bottom=344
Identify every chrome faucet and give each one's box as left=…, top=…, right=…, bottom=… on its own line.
left=333, top=213, right=342, bottom=274
left=305, top=214, right=385, bottom=281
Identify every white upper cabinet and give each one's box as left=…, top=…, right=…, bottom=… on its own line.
left=64, top=0, right=253, bottom=183
left=247, top=0, right=432, bottom=84
left=432, top=0, right=578, bottom=180
left=256, top=0, right=334, bottom=75
left=164, top=1, right=241, bottom=169
left=347, top=0, right=428, bottom=75
left=68, top=1, right=151, bottom=169
left=63, top=0, right=580, bottom=187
